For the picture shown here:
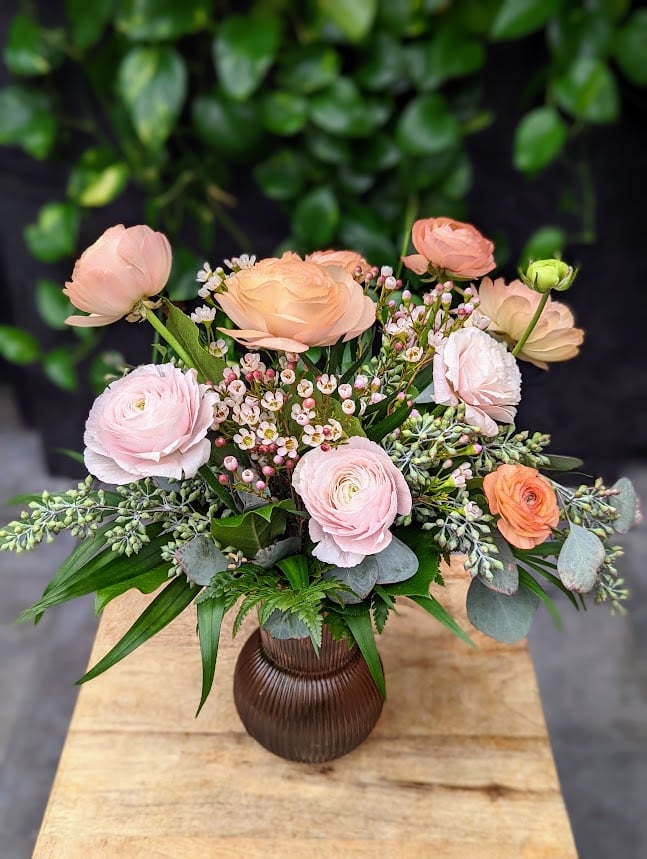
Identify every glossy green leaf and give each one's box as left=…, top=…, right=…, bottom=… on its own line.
left=513, top=107, right=568, bottom=174
left=292, top=187, right=339, bottom=247
left=396, top=94, right=460, bottom=156
left=339, top=215, right=396, bottom=261
left=35, top=280, right=73, bottom=330
left=117, top=45, right=187, bottom=150
left=196, top=596, right=226, bottom=715
left=24, top=202, right=80, bottom=263
left=491, top=0, right=559, bottom=41
left=163, top=300, right=226, bottom=385
left=261, top=91, right=307, bottom=136
left=42, top=347, right=78, bottom=392
left=276, top=555, right=309, bottom=590
left=89, top=350, right=125, bottom=394
left=345, top=607, right=385, bottom=697
left=0, top=85, right=57, bottom=160
left=78, top=576, right=196, bottom=684
left=557, top=522, right=605, bottom=593
left=66, top=0, right=115, bottom=50
left=356, top=134, right=400, bottom=173
left=613, top=10, right=647, bottom=86
left=0, top=326, right=40, bottom=365
left=406, top=28, right=485, bottom=91
left=116, top=0, right=210, bottom=41
left=317, top=0, right=377, bottom=42
left=67, top=148, right=130, bottom=207
left=309, top=78, right=380, bottom=137
left=305, top=128, right=352, bottom=165
left=254, top=150, right=308, bottom=201
left=4, top=13, right=65, bottom=77
left=547, top=8, right=612, bottom=65
left=552, top=58, right=619, bottom=124
left=276, top=45, right=341, bottom=94
left=213, top=15, right=280, bottom=101
left=466, top=577, right=539, bottom=643
left=191, top=94, right=263, bottom=156
left=356, top=32, right=404, bottom=91
left=211, top=500, right=295, bottom=556
left=95, top=568, right=169, bottom=615
left=519, top=226, right=567, bottom=268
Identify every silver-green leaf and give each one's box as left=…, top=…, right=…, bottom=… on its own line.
left=610, top=477, right=638, bottom=535
left=263, top=608, right=310, bottom=639
left=557, top=523, right=605, bottom=593
left=175, top=536, right=229, bottom=586
left=374, top=536, right=419, bottom=584
left=480, top=532, right=519, bottom=595
left=466, top=577, right=539, bottom=643
left=324, top=555, right=379, bottom=604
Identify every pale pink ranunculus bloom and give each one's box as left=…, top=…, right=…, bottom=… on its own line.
left=64, top=224, right=172, bottom=327
left=305, top=249, right=371, bottom=279
left=433, top=327, right=521, bottom=437
left=402, top=217, right=495, bottom=280
left=476, top=277, right=584, bottom=369
left=292, top=436, right=412, bottom=568
left=83, top=364, right=218, bottom=484
left=215, top=255, right=375, bottom=353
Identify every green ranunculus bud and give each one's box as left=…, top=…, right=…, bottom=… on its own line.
left=522, top=258, right=576, bottom=293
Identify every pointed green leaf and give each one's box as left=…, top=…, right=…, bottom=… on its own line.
left=0, top=326, right=40, bottom=365
left=378, top=530, right=439, bottom=596
left=211, top=500, right=294, bottom=556
left=513, top=107, right=567, bottom=174
left=276, top=554, right=309, bottom=589
left=409, top=594, right=475, bottom=647
left=24, top=202, right=80, bottom=263
left=518, top=569, right=563, bottom=632
left=491, top=0, right=559, bottom=41
left=116, top=0, right=210, bottom=41
left=365, top=402, right=412, bottom=442
left=43, top=347, right=78, bottom=392
left=557, top=522, right=605, bottom=592
left=0, top=85, right=57, bottom=159
left=542, top=454, right=584, bottom=471
left=163, top=300, right=226, bottom=385
left=67, top=147, right=130, bottom=208
left=66, top=0, right=115, bottom=51
left=614, top=10, right=647, bottom=86
left=396, top=94, right=460, bottom=156
left=4, top=13, right=65, bottom=77
left=610, top=477, right=637, bottom=534
left=553, top=58, right=619, bottom=124
left=345, top=607, right=385, bottom=698
left=95, top=567, right=169, bottom=614
left=78, top=576, right=195, bottom=684
left=466, top=577, right=539, bottom=643
left=292, top=187, right=339, bottom=247
left=196, top=596, right=226, bottom=715
left=35, top=279, right=74, bottom=329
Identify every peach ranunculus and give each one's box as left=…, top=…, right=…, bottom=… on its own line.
left=402, top=217, right=495, bottom=280
left=483, top=464, right=560, bottom=549
left=305, top=249, right=372, bottom=279
left=64, top=225, right=172, bottom=327
left=292, top=436, right=412, bottom=568
left=432, top=327, right=521, bottom=437
left=83, top=363, right=218, bottom=484
left=477, top=277, right=584, bottom=369
left=215, top=256, right=376, bottom=353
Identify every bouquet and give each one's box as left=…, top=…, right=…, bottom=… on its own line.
left=1, top=217, right=639, bottom=711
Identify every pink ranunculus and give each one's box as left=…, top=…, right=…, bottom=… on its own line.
left=64, top=224, right=172, bottom=327
left=305, top=249, right=372, bottom=278
left=83, top=364, right=218, bottom=484
left=215, top=255, right=375, bottom=353
left=476, top=277, right=584, bottom=369
left=433, top=327, right=521, bottom=437
left=402, top=217, right=495, bottom=280
left=291, top=436, right=412, bottom=568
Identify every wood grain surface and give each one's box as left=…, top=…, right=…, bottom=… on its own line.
left=33, top=557, right=577, bottom=858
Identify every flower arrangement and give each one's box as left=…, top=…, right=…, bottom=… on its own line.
left=1, top=218, right=639, bottom=710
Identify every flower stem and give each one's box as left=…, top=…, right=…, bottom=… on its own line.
left=395, top=195, right=418, bottom=280
left=143, top=306, right=194, bottom=369
left=511, top=292, right=550, bottom=358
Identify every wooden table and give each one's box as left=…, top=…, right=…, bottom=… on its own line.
left=33, top=558, right=577, bottom=858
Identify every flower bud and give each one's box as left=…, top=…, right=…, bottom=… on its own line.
left=522, top=259, right=576, bottom=293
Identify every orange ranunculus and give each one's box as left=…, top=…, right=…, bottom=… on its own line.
left=477, top=277, right=584, bottom=369
left=64, top=225, right=172, bottom=327
left=483, top=464, right=560, bottom=550
left=215, top=255, right=376, bottom=353
left=305, top=249, right=372, bottom=279
left=402, top=217, right=495, bottom=280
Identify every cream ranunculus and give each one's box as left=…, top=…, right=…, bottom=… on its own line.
left=215, top=256, right=376, bottom=352
left=433, top=327, right=521, bottom=437
left=402, top=217, right=495, bottom=280
left=305, top=249, right=372, bottom=279
left=64, top=224, right=172, bottom=327
left=477, top=277, right=584, bottom=369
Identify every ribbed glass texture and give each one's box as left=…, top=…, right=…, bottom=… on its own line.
left=233, top=625, right=384, bottom=762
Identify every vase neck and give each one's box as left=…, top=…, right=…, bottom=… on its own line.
left=259, top=626, right=357, bottom=675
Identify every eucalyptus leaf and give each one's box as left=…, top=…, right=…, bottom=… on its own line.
left=466, top=577, right=539, bottom=643
left=557, top=523, right=605, bottom=593
left=324, top=555, right=379, bottom=604
left=414, top=382, right=435, bottom=403
left=542, top=454, right=584, bottom=471
left=610, top=477, right=637, bottom=535
left=263, top=608, right=310, bottom=639
left=480, top=532, right=519, bottom=595
left=374, top=536, right=418, bottom=584
left=174, top=536, right=230, bottom=586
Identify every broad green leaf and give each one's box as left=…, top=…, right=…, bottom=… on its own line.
left=95, top=567, right=169, bottom=615
left=609, top=477, right=637, bottom=535
left=491, top=0, right=559, bottom=41
left=542, top=454, right=584, bottom=471
left=196, top=596, right=226, bottom=715
left=466, top=577, right=539, bottom=643
left=4, top=13, right=65, bottom=77
left=261, top=91, right=307, bottom=136
left=373, top=535, right=418, bottom=584
left=211, top=500, right=295, bottom=556
left=309, top=78, right=385, bottom=137
left=613, top=10, right=647, bottom=86
left=513, top=107, right=567, bottom=174
left=24, top=202, right=80, bottom=263
left=263, top=608, right=310, bottom=639
left=117, top=45, right=187, bottom=151
left=35, top=279, right=73, bottom=329
left=163, top=299, right=226, bottom=384
left=557, top=522, right=605, bottom=593
left=345, top=607, right=385, bottom=697
left=43, top=347, right=78, bottom=392
left=67, top=147, right=130, bottom=207
left=396, top=94, right=460, bottom=156
left=191, top=94, right=263, bottom=156
left=213, top=15, right=280, bottom=101
left=317, top=0, right=377, bottom=42
left=254, top=150, right=308, bottom=201
left=519, top=226, right=567, bottom=268
left=305, top=129, right=352, bottom=165
left=276, top=45, right=341, bottom=94
left=405, top=28, right=485, bottom=91
left=324, top=556, right=379, bottom=604
left=409, top=595, right=475, bottom=647
left=116, top=0, right=210, bottom=41
left=89, top=350, right=125, bottom=394
left=552, top=58, right=619, bottom=124
left=547, top=7, right=612, bottom=66
left=0, top=85, right=57, bottom=159
left=356, top=32, right=404, bottom=91
left=78, top=576, right=195, bottom=684
left=292, top=187, right=339, bottom=247
left=66, top=0, right=115, bottom=51
left=0, top=326, right=40, bottom=365
left=276, top=555, right=309, bottom=590
left=339, top=216, right=396, bottom=262
left=355, top=134, right=400, bottom=173
left=174, top=535, right=230, bottom=586
left=366, top=402, right=412, bottom=442
left=378, top=530, right=439, bottom=597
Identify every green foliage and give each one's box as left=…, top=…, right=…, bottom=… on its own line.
left=35, top=280, right=74, bottom=330
left=211, top=500, right=296, bottom=557
left=513, top=107, right=567, bottom=174
left=4, top=13, right=65, bottom=77
left=557, top=522, right=606, bottom=593
left=66, top=0, right=115, bottom=51
left=0, top=85, right=57, bottom=159
left=613, top=10, right=647, bottom=86
left=67, top=148, right=130, bottom=208
left=0, top=326, right=40, bottom=365
left=466, top=576, right=539, bottom=643
left=24, top=202, right=80, bottom=263
left=213, top=15, right=280, bottom=101
left=116, top=0, right=210, bottom=41
left=42, top=347, right=78, bottom=392
left=196, top=596, right=226, bottom=715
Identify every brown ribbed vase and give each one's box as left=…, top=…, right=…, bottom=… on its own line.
left=233, top=625, right=384, bottom=762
